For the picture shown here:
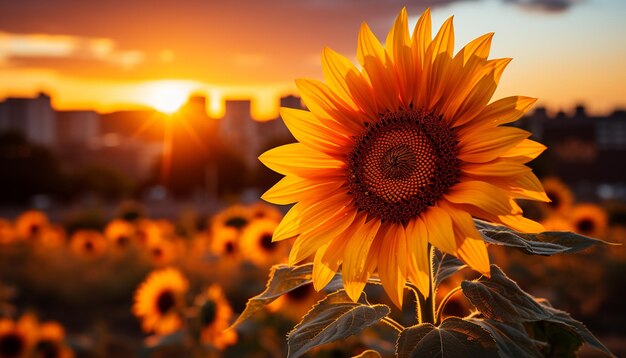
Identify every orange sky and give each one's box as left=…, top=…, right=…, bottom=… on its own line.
left=0, top=0, right=625, bottom=119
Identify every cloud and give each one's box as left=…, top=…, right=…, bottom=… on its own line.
left=504, top=0, right=581, bottom=13
left=0, top=32, right=144, bottom=69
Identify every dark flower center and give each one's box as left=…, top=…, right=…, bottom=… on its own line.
left=35, top=340, right=60, bottom=358
left=347, top=108, right=460, bottom=224
left=152, top=247, right=163, bottom=258
left=200, top=299, right=217, bottom=326
left=224, top=241, right=236, bottom=254
left=116, top=235, right=130, bottom=247
left=84, top=240, right=94, bottom=252
left=225, top=216, right=248, bottom=229
left=29, top=224, right=41, bottom=236
left=156, top=290, right=176, bottom=314
left=576, top=218, right=595, bottom=234
left=0, top=333, right=24, bottom=358
left=260, top=233, right=275, bottom=251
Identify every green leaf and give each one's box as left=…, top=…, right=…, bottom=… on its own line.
left=432, top=248, right=466, bottom=288
left=462, top=265, right=613, bottom=356
left=396, top=317, right=498, bottom=358
left=287, top=290, right=390, bottom=358
left=231, top=263, right=315, bottom=327
left=461, top=265, right=550, bottom=322
left=352, top=350, right=383, bottom=358
left=469, top=318, right=544, bottom=358
left=474, top=219, right=613, bottom=256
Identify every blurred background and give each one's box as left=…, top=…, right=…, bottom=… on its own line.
left=0, top=0, right=624, bottom=357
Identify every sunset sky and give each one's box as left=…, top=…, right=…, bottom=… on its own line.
left=0, top=0, right=625, bottom=119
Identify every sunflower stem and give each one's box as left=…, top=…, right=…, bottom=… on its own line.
left=417, top=244, right=436, bottom=325
left=381, top=316, right=405, bottom=333
left=435, top=286, right=463, bottom=325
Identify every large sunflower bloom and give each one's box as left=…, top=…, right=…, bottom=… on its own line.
left=132, top=268, right=189, bottom=335
left=259, top=8, right=548, bottom=307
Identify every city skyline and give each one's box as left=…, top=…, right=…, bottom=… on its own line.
left=1, top=0, right=625, bottom=119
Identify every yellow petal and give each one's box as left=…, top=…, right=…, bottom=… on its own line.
left=452, top=58, right=512, bottom=127
left=295, top=79, right=363, bottom=135
left=259, top=143, right=345, bottom=178
left=377, top=223, right=408, bottom=307
left=460, top=96, right=537, bottom=135
left=312, top=241, right=338, bottom=291
left=342, top=217, right=381, bottom=302
left=422, top=205, right=456, bottom=255
left=491, top=171, right=550, bottom=202
left=321, top=48, right=378, bottom=118
left=501, top=139, right=547, bottom=163
left=385, top=7, right=414, bottom=105
left=441, top=201, right=490, bottom=276
left=272, top=192, right=350, bottom=241
left=357, top=22, right=386, bottom=66
left=457, top=126, right=530, bottom=163
left=461, top=159, right=531, bottom=178
left=411, top=8, right=432, bottom=107
left=262, top=175, right=344, bottom=205
left=280, top=107, right=351, bottom=155
left=289, top=209, right=357, bottom=265
left=405, top=217, right=430, bottom=298
left=445, top=180, right=519, bottom=216
left=423, top=16, right=454, bottom=109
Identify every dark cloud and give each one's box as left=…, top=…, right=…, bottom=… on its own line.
left=504, top=0, right=581, bottom=13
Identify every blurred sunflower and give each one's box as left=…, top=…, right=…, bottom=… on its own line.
left=33, top=321, right=73, bottom=358
left=540, top=215, right=574, bottom=232
left=69, top=230, right=107, bottom=258
left=240, top=218, right=288, bottom=266
left=259, top=8, right=548, bottom=306
left=210, top=226, right=240, bottom=258
left=570, top=204, right=608, bottom=238
left=104, top=219, right=136, bottom=249
left=145, top=238, right=180, bottom=266
left=0, top=314, right=37, bottom=358
left=15, top=210, right=49, bottom=241
left=135, top=219, right=163, bottom=246
left=211, top=205, right=252, bottom=234
left=195, top=285, right=237, bottom=349
left=132, top=268, right=189, bottom=335
left=248, top=202, right=283, bottom=222
left=540, top=177, right=574, bottom=215
left=0, top=219, right=16, bottom=245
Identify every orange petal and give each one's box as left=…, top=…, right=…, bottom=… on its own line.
left=405, top=217, right=430, bottom=298
left=280, top=107, right=351, bottom=155
left=422, top=205, right=456, bottom=255
left=342, top=217, right=381, bottom=302
left=445, top=180, right=519, bottom=216
left=259, top=143, right=346, bottom=178
left=457, top=126, right=530, bottom=163
left=262, top=175, right=344, bottom=205
left=377, top=223, right=408, bottom=307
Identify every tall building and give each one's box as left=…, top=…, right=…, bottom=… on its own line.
left=0, top=93, right=56, bottom=146
left=219, top=99, right=259, bottom=168
left=55, top=110, right=99, bottom=147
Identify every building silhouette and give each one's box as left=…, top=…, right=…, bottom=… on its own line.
left=0, top=93, right=56, bottom=146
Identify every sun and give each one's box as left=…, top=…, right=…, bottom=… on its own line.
left=143, top=81, right=192, bottom=114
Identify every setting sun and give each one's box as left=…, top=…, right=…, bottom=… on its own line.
left=142, top=81, right=194, bottom=114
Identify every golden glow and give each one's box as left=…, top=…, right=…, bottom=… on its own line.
left=142, top=80, right=193, bottom=114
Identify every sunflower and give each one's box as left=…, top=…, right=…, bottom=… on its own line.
left=104, top=219, right=136, bottom=249
left=195, top=285, right=237, bottom=349
left=240, top=218, right=288, bottom=266
left=210, top=226, right=240, bottom=257
left=248, top=202, right=283, bottom=222
left=33, top=322, right=73, bottom=358
left=69, top=230, right=107, bottom=258
left=134, top=219, right=164, bottom=246
left=145, top=238, right=180, bottom=266
left=0, top=314, right=37, bottom=358
left=259, top=8, right=548, bottom=306
left=210, top=205, right=252, bottom=234
left=38, top=225, right=66, bottom=249
left=132, top=268, right=189, bottom=335
left=570, top=204, right=608, bottom=238
left=14, top=210, right=49, bottom=241
left=540, top=177, right=574, bottom=215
